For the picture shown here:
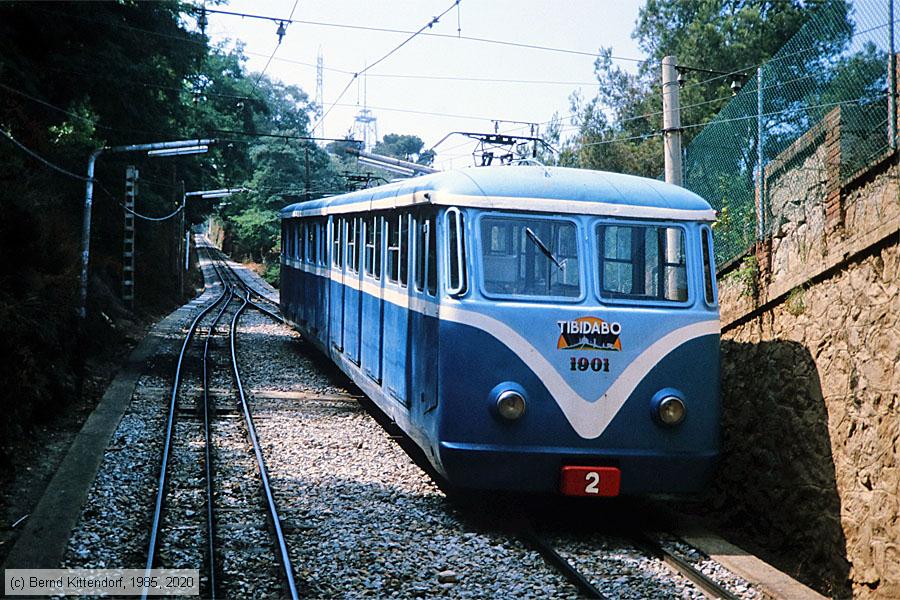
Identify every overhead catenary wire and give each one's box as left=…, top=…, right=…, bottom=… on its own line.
left=26, top=2, right=647, bottom=150
left=207, top=129, right=363, bottom=144
left=37, top=65, right=256, bottom=102
left=679, top=16, right=900, bottom=91
left=551, top=92, right=888, bottom=151
left=0, top=128, right=92, bottom=181
left=311, top=0, right=460, bottom=133
left=0, top=129, right=212, bottom=221
left=1, top=78, right=353, bottom=151
left=363, top=73, right=599, bottom=86
left=200, top=5, right=646, bottom=64
left=680, top=91, right=889, bottom=131
left=251, top=0, right=300, bottom=89
left=37, top=3, right=644, bottom=71
left=0, top=80, right=243, bottom=141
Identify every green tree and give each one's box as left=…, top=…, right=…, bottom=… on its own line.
left=568, top=0, right=840, bottom=177
left=372, top=133, right=435, bottom=166
left=0, top=0, right=213, bottom=457
left=207, top=66, right=344, bottom=266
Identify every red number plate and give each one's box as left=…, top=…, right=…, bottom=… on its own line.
left=559, top=466, right=621, bottom=497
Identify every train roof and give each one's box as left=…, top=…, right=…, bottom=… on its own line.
left=281, top=166, right=716, bottom=222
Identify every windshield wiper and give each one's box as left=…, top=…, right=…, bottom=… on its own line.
left=525, top=227, right=564, bottom=270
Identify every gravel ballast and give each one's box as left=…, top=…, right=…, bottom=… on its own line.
left=60, top=244, right=771, bottom=598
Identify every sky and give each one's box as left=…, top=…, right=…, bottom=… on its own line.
left=204, top=0, right=647, bottom=169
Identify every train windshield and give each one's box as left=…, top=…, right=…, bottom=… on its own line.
left=480, top=216, right=580, bottom=298
left=597, top=224, right=688, bottom=302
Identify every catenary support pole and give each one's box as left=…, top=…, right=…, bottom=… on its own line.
left=889, top=0, right=896, bottom=150
left=78, top=148, right=104, bottom=320
left=662, top=56, right=683, bottom=186
left=78, top=139, right=214, bottom=322
left=756, top=67, right=766, bottom=241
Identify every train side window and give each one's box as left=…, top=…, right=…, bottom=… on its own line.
left=414, top=216, right=423, bottom=290
left=347, top=217, right=358, bottom=273
left=387, top=213, right=399, bottom=283
left=414, top=215, right=435, bottom=294
left=319, top=219, right=327, bottom=266
left=701, top=226, right=718, bottom=305
left=315, top=220, right=322, bottom=266
left=364, top=216, right=382, bottom=279
left=312, top=221, right=318, bottom=265
left=299, top=221, right=306, bottom=262
left=288, top=220, right=293, bottom=259
left=332, top=218, right=343, bottom=268
left=308, top=220, right=317, bottom=264
left=375, top=217, right=382, bottom=277
left=426, top=216, right=437, bottom=296
left=598, top=224, right=687, bottom=302
left=400, top=213, right=409, bottom=287
left=446, top=208, right=467, bottom=296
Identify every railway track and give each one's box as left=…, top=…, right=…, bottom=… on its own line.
left=57, top=237, right=772, bottom=598
left=141, top=241, right=297, bottom=600
left=521, top=526, right=743, bottom=599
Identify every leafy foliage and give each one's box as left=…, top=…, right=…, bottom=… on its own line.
left=0, top=1, right=346, bottom=455
left=372, top=133, right=435, bottom=166
left=564, top=1, right=834, bottom=177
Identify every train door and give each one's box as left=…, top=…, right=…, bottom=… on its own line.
left=316, top=218, right=329, bottom=344
left=382, top=211, right=410, bottom=404
left=280, top=218, right=292, bottom=317
left=343, top=216, right=362, bottom=364
left=298, top=219, right=307, bottom=326
left=360, top=215, right=384, bottom=382
left=304, top=220, right=319, bottom=331
left=329, top=216, right=345, bottom=352
left=409, top=211, right=439, bottom=416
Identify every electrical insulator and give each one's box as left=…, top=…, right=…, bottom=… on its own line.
left=276, top=21, right=287, bottom=44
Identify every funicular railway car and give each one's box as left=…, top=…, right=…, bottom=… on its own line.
left=280, top=166, right=721, bottom=496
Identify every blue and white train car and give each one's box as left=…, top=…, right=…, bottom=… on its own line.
left=280, top=166, right=720, bottom=496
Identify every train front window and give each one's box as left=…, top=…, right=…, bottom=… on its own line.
left=479, top=217, right=580, bottom=298
left=597, top=224, right=687, bottom=302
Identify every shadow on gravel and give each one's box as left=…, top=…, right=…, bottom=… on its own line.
left=282, top=333, right=851, bottom=595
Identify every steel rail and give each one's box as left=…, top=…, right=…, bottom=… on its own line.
left=199, top=275, right=236, bottom=600
left=229, top=289, right=300, bottom=600
left=245, top=298, right=283, bottom=323
left=235, top=277, right=282, bottom=318
left=203, top=243, right=283, bottom=322
left=142, top=247, right=230, bottom=600
left=519, top=529, right=609, bottom=599
left=630, top=533, right=740, bottom=600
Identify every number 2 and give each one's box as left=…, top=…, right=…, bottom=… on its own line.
left=584, top=471, right=600, bottom=494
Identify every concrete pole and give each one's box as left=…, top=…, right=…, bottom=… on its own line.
left=757, top=67, right=766, bottom=241
left=662, top=55, right=683, bottom=186
left=78, top=148, right=104, bottom=321
left=178, top=181, right=185, bottom=299
left=888, top=0, right=896, bottom=150
left=77, top=138, right=215, bottom=322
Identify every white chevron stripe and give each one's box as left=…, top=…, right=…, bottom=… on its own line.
left=283, top=262, right=719, bottom=438
left=440, top=305, right=720, bottom=438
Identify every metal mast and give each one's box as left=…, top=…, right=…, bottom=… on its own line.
left=315, top=47, right=324, bottom=139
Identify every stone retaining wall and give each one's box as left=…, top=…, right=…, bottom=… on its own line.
left=714, top=110, right=899, bottom=598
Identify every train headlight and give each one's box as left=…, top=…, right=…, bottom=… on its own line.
left=657, top=396, right=686, bottom=426
left=496, top=390, right=527, bottom=420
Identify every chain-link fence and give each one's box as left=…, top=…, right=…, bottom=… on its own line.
left=684, top=0, right=898, bottom=268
